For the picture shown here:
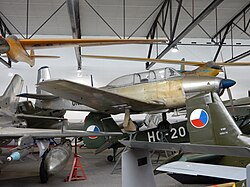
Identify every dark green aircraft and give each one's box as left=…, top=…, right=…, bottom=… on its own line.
left=81, top=94, right=250, bottom=162
left=121, top=91, right=250, bottom=185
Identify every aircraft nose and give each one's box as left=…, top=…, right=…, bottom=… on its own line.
left=220, top=79, right=236, bottom=89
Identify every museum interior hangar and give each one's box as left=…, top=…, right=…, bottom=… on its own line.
left=0, top=1, right=249, bottom=186
left=0, top=0, right=249, bottom=116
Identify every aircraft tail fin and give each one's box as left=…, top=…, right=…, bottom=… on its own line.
left=189, top=62, right=222, bottom=76
left=36, top=66, right=52, bottom=95
left=186, top=92, right=244, bottom=146
left=0, top=75, right=24, bottom=113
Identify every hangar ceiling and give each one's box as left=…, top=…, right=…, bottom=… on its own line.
left=0, top=0, right=249, bottom=70
left=0, top=0, right=249, bottom=38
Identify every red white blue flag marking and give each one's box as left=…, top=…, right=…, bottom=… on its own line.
left=87, top=125, right=100, bottom=139
left=190, top=109, right=209, bottom=128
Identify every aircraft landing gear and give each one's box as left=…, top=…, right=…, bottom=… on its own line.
left=107, top=147, right=118, bottom=162
left=40, top=157, right=48, bottom=183
left=107, top=155, right=114, bottom=162
left=157, top=112, right=172, bottom=130
left=157, top=120, right=171, bottom=130
left=39, top=149, right=49, bottom=183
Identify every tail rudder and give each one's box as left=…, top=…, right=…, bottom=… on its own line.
left=0, top=74, right=24, bottom=112
left=189, top=62, right=222, bottom=76
left=186, top=92, right=242, bottom=146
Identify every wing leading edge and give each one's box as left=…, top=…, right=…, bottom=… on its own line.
left=19, top=38, right=166, bottom=50
left=0, top=127, right=122, bottom=138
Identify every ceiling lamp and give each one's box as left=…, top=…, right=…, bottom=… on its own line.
left=77, top=69, right=82, bottom=78
left=171, top=45, right=179, bottom=53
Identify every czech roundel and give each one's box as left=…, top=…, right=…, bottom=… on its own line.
left=190, top=109, right=209, bottom=128
left=87, top=125, right=100, bottom=139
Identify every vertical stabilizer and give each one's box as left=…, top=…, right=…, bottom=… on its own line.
left=36, top=66, right=51, bottom=95
left=0, top=74, right=24, bottom=112
left=186, top=92, right=245, bottom=146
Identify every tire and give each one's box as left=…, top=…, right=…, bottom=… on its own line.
left=157, top=121, right=171, bottom=131
left=40, top=158, right=48, bottom=183
left=107, top=155, right=114, bottom=162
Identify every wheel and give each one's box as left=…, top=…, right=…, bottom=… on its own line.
left=107, top=155, right=114, bottom=162
left=157, top=121, right=171, bottom=131
left=40, top=158, right=48, bottom=183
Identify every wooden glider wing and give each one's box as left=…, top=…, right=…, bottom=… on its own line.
left=38, top=80, right=164, bottom=114
left=82, top=55, right=250, bottom=66
left=19, top=39, right=165, bottom=50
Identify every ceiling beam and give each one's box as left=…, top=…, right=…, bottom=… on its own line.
left=225, top=50, right=250, bottom=63
left=211, top=1, right=250, bottom=40
left=66, top=0, right=82, bottom=70
left=146, top=0, right=224, bottom=69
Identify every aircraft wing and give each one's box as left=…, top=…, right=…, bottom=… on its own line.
left=120, top=140, right=250, bottom=158
left=38, top=80, right=165, bottom=114
left=0, top=127, right=122, bottom=138
left=19, top=38, right=165, bottom=50
left=224, top=97, right=250, bottom=107
left=82, top=55, right=250, bottom=66
left=17, top=93, right=59, bottom=100
left=157, top=161, right=246, bottom=181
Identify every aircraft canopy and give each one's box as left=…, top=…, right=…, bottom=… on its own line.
left=107, top=67, right=180, bottom=88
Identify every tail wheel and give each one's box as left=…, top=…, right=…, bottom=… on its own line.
left=157, top=121, right=171, bottom=131
left=40, top=158, right=48, bottom=183
left=107, top=155, right=114, bottom=162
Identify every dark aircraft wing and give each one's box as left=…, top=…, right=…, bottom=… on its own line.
left=0, top=127, right=122, bottom=138
left=38, top=79, right=165, bottom=114
left=120, top=140, right=250, bottom=158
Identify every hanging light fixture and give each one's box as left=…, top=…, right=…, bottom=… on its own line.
left=171, top=45, right=179, bottom=53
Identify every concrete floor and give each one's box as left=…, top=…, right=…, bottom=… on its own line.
left=0, top=148, right=204, bottom=187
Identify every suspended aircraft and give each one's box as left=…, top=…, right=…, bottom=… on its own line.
left=0, top=35, right=165, bottom=67
left=0, top=74, right=121, bottom=183
left=82, top=54, right=250, bottom=76
left=121, top=91, right=250, bottom=185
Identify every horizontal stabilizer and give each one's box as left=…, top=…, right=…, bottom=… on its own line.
left=30, top=55, right=60, bottom=58
left=120, top=140, right=250, bottom=158
left=1, top=55, right=60, bottom=59
left=17, top=93, right=59, bottom=100
left=157, top=161, right=246, bottom=181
